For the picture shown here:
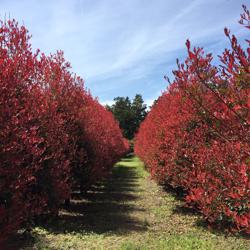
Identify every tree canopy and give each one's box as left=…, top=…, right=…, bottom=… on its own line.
left=106, top=94, right=147, bottom=139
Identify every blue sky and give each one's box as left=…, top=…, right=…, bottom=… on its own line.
left=0, top=0, right=248, bottom=106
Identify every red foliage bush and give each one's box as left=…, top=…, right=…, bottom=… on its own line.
left=135, top=6, right=250, bottom=234
left=0, top=20, right=128, bottom=243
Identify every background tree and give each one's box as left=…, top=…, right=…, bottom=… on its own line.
left=107, top=94, right=147, bottom=139
left=131, top=94, right=147, bottom=135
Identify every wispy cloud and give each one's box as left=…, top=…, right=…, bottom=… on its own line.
left=0, top=0, right=248, bottom=103
left=100, top=99, right=114, bottom=107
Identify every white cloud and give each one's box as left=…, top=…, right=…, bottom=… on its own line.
left=100, top=100, right=114, bottom=107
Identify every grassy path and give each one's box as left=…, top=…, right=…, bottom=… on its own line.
left=20, top=155, right=249, bottom=250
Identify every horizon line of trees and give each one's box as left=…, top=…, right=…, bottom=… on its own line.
left=106, top=94, right=148, bottom=139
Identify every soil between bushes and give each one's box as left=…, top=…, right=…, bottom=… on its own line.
left=7, top=155, right=250, bottom=250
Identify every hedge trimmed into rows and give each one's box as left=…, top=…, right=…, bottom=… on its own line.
left=135, top=6, right=249, bottom=234
left=0, top=20, right=129, bottom=243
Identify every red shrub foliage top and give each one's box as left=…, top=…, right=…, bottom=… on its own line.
left=135, top=6, right=250, bottom=234
left=0, top=20, right=128, bottom=243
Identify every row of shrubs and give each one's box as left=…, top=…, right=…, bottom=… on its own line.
left=135, top=6, right=249, bottom=234
left=0, top=20, right=129, bottom=243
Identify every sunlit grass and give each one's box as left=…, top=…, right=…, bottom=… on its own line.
left=22, top=155, right=250, bottom=250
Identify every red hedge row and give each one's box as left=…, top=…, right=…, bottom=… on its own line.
left=135, top=6, right=250, bottom=234
left=0, top=20, right=129, bottom=242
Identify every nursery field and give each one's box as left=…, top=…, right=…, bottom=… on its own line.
left=7, top=156, right=249, bottom=250
left=0, top=4, right=249, bottom=250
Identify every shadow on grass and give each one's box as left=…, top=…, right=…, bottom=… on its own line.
left=35, top=162, right=147, bottom=235
left=172, top=204, right=200, bottom=216
left=162, top=184, right=187, bottom=200
left=195, top=218, right=250, bottom=240
left=168, top=185, right=250, bottom=240
left=4, top=160, right=147, bottom=249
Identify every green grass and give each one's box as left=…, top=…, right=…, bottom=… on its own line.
left=114, top=155, right=149, bottom=178
left=120, top=234, right=215, bottom=250
left=12, top=155, right=250, bottom=250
